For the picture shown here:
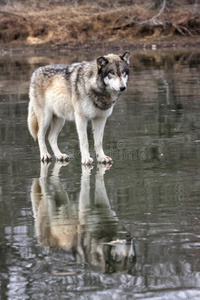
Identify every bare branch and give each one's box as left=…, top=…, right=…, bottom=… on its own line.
left=137, top=0, right=166, bottom=25
left=112, top=0, right=167, bottom=31
left=0, top=10, right=26, bottom=20
left=176, top=25, right=195, bottom=36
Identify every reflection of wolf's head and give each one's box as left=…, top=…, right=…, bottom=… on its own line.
left=31, top=163, right=136, bottom=274
left=97, top=52, right=130, bottom=93
left=103, top=239, right=136, bottom=274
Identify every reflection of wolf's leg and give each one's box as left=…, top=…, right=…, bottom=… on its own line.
left=51, top=160, right=69, bottom=177
left=79, top=166, right=92, bottom=213
left=31, top=178, right=42, bottom=220
left=92, top=117, right=112, bottom=164
left=39, top=162, right=51, bottom=195
left=31, top=162, right=53, bottom=246
left=77, top=166, right=92, bottom=261
left=48, top=116, right=69, bottom=161
left=50, top=162, right=71, bottom=209
left=49, top=162, right=77, bottom=250
left=95, top=165, right=113, bottom=210
left=40, top=161, right=50, bottom=178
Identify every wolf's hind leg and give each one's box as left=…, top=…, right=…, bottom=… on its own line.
left=38, top=113, right=52, bottom=162
left=48, top=116, right=69, bottom=161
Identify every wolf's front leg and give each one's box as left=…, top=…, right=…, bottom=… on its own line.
left=75, top=113, right=94, bottom=165
left=92, top=117, right=112, bottom=164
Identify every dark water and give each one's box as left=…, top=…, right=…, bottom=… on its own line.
left=0, top=49, right=200, bottom=299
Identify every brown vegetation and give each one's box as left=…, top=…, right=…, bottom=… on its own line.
left=0, top=0, right=200, bottom=51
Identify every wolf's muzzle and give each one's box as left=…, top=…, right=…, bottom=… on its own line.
left=120, top=86, right=126, bottom=92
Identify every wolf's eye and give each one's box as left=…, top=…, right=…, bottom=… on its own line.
left=122, top=70, right=126, bottom=76
left=109, top=70, right=115, bottom=76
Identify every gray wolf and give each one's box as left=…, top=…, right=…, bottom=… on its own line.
left=28, top=51, right=130, bottom=164
left=31, top=162, right=136, bottom=273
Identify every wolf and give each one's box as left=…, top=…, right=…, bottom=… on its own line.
left=28, top=51, right=130, bottom=164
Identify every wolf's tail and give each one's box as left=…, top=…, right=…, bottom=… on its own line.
left=27, top=101, right=38, bottom=141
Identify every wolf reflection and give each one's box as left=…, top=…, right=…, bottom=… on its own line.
left=31, top=162, right=136, bottom=274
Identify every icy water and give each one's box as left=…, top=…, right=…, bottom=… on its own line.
left=0, top=49, right=200, bottom=300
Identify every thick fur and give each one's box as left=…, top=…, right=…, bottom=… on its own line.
left=31, top=163, right=136, bottom=273
left=28, top=51, right=130, bottom=164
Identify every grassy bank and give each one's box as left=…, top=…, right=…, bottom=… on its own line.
left=0, top=0, right=200, bottom=52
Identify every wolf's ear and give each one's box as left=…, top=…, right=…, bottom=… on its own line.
left=120, top=51, right=130, bottom=65
left=97, top=56, right=108, bottom=68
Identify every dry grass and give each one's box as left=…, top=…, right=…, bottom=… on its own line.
left=0, top=0, right=200, bottom=48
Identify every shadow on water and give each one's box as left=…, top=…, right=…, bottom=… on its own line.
left=1, top=50, right=200, bottom=299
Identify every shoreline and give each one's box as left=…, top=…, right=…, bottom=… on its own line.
left=1, top=36, right=200, bottom=57
left=1, top=1, right=200, bottom=56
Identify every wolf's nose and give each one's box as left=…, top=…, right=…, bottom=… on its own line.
left=120, top=86, right=126, bottom=92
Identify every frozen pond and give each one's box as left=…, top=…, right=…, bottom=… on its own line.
left=0, top=49, right=200, bottom=299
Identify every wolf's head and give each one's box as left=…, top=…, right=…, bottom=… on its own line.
left=97, top=51, right=130, bottom=93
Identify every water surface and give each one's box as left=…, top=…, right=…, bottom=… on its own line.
left=0, top=50, right=200, bottom=299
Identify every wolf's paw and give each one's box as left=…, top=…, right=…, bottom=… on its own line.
left=81, top=157, right=94, bottom=166
left=56, top=154, right=70, bottom=162
left=41, top=153, right=52, bottom=162
left=97, top=156, right=113, bottom=164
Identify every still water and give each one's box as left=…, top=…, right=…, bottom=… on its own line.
left=0, top=49, right=200, bottom=299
